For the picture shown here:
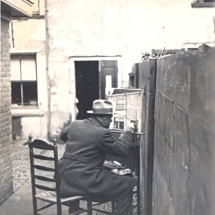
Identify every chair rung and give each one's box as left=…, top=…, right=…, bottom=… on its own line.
left=92, top=202, right=101, bottom=207
left=35, top=184, right=56, bottom=191
left=37, top=202, right=55, bottom=211
left=35, top=191, right=85, bottom=204
left=34, top=165, right=55, bottom=171
left=34, top=175, right=56, bottom=182
left=61, top=196, right=85, bottom=203
left=92, top=207, right=113, bottom=214
left=68, top=208, right=88, bottom=215
left=34, top=154, right=55, bottom=161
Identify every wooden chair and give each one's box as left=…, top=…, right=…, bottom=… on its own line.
left=28, top=135, right=93, bottom=215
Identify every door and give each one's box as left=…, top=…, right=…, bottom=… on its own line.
left=75, top=61, right=99, bottom=119
left=100, top=60, right=118, bottom=99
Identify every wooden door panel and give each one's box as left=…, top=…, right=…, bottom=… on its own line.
left=101, top=60, right=118, bottom=99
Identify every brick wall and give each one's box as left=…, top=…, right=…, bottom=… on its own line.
left=0, top=18, right=13, bottom=205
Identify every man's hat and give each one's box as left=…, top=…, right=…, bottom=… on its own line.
left=87, top=99, right=113, bottom=115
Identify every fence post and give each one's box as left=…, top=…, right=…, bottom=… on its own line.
left=144, top=58, right=157, bottom=215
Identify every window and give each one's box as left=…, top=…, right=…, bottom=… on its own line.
left=11, top=54, right=38, bottom=107
left=116, top=99, right=126, bottom=110
left=114, top=117, right=125, bottom=129
left=191, top=0, right=215, bottom=7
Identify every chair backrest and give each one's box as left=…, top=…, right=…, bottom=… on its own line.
left=28, top=136, right=61, bottom=205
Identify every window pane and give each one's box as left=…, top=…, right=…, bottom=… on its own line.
left=11, top=56, right=21, bottom=81
left=116, top=99, right=126, bottom=110
left=23, top=82, right=38, bottom=106
left=21, top=55, right=37, bottom=81
left=114, top=121, right=118, bottom=129
left=119, top=122, right=124, bottom=129
left=12, top=82, right=21, bottom=105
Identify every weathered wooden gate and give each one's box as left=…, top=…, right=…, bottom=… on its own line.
left=133, top=59, right=157, bottom=215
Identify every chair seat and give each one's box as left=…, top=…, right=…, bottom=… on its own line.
left=35, top=191, right=85, bottom=203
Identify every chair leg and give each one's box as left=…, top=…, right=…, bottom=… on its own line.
left=87, top=197, right=92, bottom=215
left=32, top=197, right=37, bottom=215
left=56, top=200, right=62, bottom=215
left=112, top=201, right=116, bottom=213
left=68, top=200, right=80, bottom=213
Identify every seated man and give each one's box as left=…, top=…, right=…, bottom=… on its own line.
left=58, top=99, right=138, bottom=215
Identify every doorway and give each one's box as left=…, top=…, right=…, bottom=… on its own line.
left=75, top=61, right=99, bottom=119
left=72, top=57, right=120, bottom=121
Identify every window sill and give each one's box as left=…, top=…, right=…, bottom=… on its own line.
left=11, top=108, right=44, bottom=117
left=191, top=2, right=215, bottom=7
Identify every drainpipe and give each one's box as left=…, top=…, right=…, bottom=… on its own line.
left=44, top=0, right=51, bottom=140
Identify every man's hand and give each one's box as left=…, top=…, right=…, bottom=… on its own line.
left=125, top=122, right=135, bottom=133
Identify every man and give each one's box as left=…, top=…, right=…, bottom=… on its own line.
left=59, top=99, right=138, bottom=215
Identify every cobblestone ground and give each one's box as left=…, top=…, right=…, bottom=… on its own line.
left=12, top=142, right=30, bottom=192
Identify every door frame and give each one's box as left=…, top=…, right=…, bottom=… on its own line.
left=69, top=55, right=122, bottom=121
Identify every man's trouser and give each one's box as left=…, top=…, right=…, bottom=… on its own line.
left=116, top=191, right=133, bottom=215
left=68, top=175, right=138, bottom=215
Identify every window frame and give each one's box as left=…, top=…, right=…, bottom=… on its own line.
left=113, top=117, right=125, bottom=130
left=116, top=98, right=126, bottom=110
left=11, top=53, right=38, bottom=109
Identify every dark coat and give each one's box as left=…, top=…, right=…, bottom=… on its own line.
left=59, top=117, right=137, bottom=201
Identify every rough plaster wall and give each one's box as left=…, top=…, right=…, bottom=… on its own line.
left=12, top=115, right=48, bottom=141
left=47, top=0, right=215, bottom=64
left=11, top=19, right=45, bottom=50
left=153, top=48, right=215, bottom=215
left=0, top=18, right=13, bottom=204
